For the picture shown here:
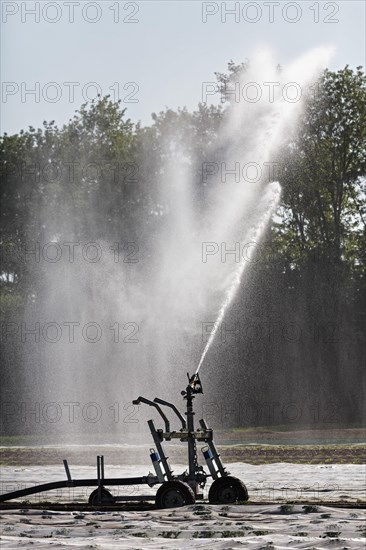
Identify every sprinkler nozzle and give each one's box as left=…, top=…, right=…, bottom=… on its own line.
left=187, top=372, right=203, bottom=394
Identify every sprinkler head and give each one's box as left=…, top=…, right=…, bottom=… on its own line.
left=187, top=372, right=203, bottom=394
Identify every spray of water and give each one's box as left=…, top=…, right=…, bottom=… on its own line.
left=17, top=47, right=334, bottom=443
left=195, top=181, right=281, bottom=374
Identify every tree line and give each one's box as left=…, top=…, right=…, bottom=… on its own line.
left=1, top=65, right=365, bottom=427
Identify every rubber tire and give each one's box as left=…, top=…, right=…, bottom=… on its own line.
left=155, top=480, right=195, bottom=509
left=88, top=487, right=114, bottom=505
left=208, top=476, right=249, bottom=504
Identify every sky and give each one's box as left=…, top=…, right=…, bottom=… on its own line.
left=1, top=0, right=365, bottom=134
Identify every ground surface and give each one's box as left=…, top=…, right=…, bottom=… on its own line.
left=1, top=441, right=365, bottom=467
left=1, top=503, right=365, bottom=549
left=0, top=462, right=365, bottom=549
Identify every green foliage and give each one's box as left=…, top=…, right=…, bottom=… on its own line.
left=275, top=66, right=366, bottom=277
left=2, top=66, right=364, bottom=292
left=0, top=97, right=137, bottom=289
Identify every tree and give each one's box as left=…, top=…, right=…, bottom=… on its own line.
left=275, top=66, right=366, bottom=275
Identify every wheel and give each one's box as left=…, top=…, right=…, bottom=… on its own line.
left=155, top=480, right=195, bottom=509
left=88, top=487, right=114, bottom=505
left=208, top=476, right=249, bottom=504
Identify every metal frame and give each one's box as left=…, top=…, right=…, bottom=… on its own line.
left=0, top=373, right=229, bottom=505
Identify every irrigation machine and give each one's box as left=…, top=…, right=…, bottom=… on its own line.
left=0, top=373, right=249, bottom=509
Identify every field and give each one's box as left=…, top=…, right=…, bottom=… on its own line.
left=0, top=427, right=365, bottom=549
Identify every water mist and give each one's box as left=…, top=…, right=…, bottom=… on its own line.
left=19, top=47, right=333, bottom=443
